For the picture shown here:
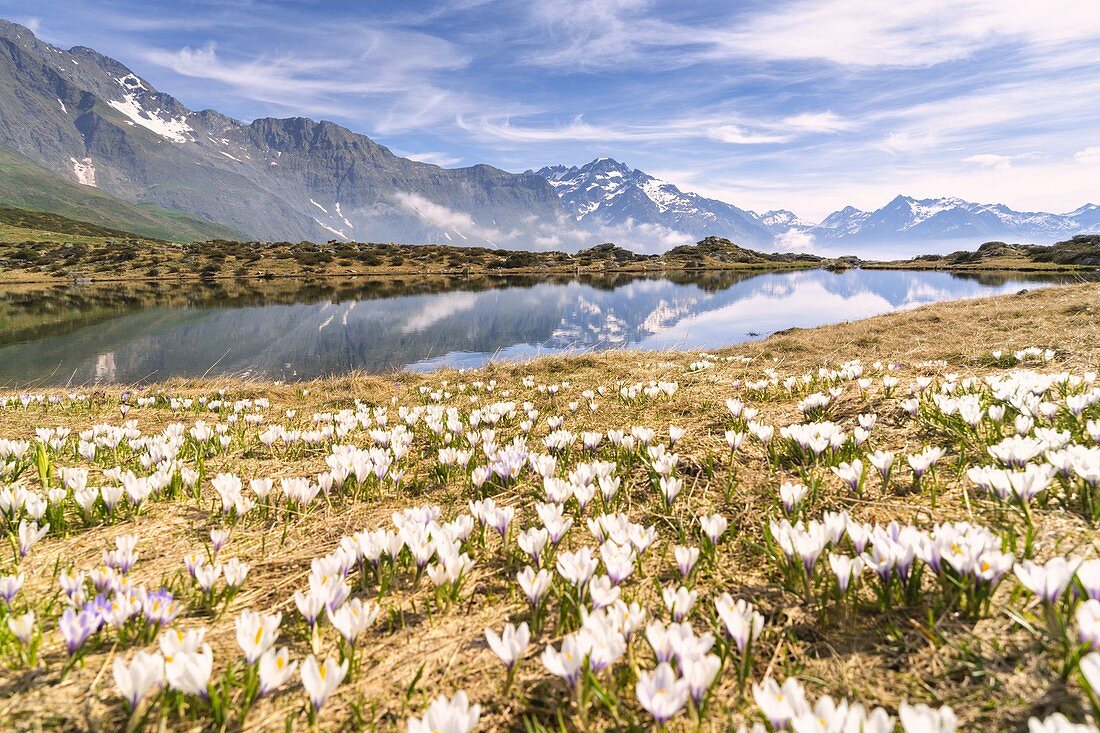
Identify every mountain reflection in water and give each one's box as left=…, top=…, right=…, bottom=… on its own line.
left=0, top=269, right=1089, bottom=385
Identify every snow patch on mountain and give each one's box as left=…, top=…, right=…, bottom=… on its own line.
left=538, top=156, right=1100, bottom=254
left=814, top=206, right=872, bottom=236
left=801, top=194, right=1100, bottom=254
left=107, top=77, right=194, bottom=144
left=334, top=203, right=354, bottom=230
left=312, top=218, right=347, bottom=241
left=117, top=73, right=146, bottom=92
left=639, top=178, right=685, bottom=214
left=70, top=156, right=95, bottom=186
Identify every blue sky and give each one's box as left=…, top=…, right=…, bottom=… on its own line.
left=8, top=0, right=1100, bottom=220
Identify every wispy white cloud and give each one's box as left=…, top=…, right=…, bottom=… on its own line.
left=774, top=228, right=817, bottom=252
left=520, top=0, right=697, bottom=70
left=705, top=125, right=790, bottom=145
left=522, top=0, right=1100, bottom=70
left=665, top=144, right=1100, bottom=223
left=18, top=15, right=41, bottom=35
left=395, top=190, right=692, bottom=252
left=395, top=191, right=504, bottom=245
left=130, top=20, right=522, bottom=134
left=698, top=1, right=1100, bottom=67
left=874, top=130, right=941, bottom=155
left=458, top=111, right=851, bottom=146
left=1074, top=147, right=1100, bottom=166
left=781, top=112, right=855, bottom=134
left=964, top=153, right=1039, bottom=171
left=401, top=151, right=464, bottom=167
left=456, top=115, right=695, bottom=143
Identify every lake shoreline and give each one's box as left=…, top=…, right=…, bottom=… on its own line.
left=1, top=259, right=1095, bottom=287
left=0, top=260, right=826, bottom=286
left=1, top=278, right=1095, bottom=390
left=3, top=225, right=1096, bottom=286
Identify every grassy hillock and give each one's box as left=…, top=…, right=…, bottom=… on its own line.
left=662, top=235, right=825, bottom=268
left=867, top=235, right=1100, bottom=271
left=0, top=206, right=160, bottom=243
left=0, top=219, right=829, bottom=283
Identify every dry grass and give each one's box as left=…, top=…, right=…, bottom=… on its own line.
left=0, top=282, right=1097, bottom=731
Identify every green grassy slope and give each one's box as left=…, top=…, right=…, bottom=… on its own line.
left=0, top=146, right=239, bottom=242
left=0, top=206, right=161, bottom=242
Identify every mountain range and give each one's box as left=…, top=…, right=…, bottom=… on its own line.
left=531, top=158, right=1100, bottom=254
left=0, top=19, right=1097, bottom=253
left=0, top=20, right=562, bottom=246
left=808, top=196, right=1100, bottom=252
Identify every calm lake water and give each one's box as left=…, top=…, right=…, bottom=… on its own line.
left=0, top=269, right=1089, bottom=385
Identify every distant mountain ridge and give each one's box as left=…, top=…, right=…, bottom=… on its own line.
left=806, top=195, right=1100, bottom=250
left=535, top=158, right=1100, bottom=253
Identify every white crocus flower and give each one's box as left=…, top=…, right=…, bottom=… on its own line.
left=327, top=598, right=379, bottom=643
left=235, top=609, right=281, bottom=664
left=1014, top=557, right=1080, bottom=605
left=636, top=662, right=689, bottom=725
left=7, top=610, right=35, bottom=645
left=715, top=593, right=764, bottom=653
left=300, top=654, right=348, bottom=711
left=517, top=566, right=552, bottom=606
left=898, top=701, right=957, bottom=732
left=484, top=621, right=530, bottom=669
left=662, top=585, right=697, bottom=622
left=113, top=651, right=165, bottom=708
left=407, top=691, right=481, bottom=733
left=17, top=520, right=49, bottom=558
left=257, top=647, right=298, bottom=697
left=166, top=644, right=214, bottom=698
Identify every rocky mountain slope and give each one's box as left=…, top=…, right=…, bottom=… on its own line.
left=0, top=20, right=563, bottom=245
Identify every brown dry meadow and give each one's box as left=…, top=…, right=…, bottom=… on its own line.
left=0, top=281, right=1097, bottom=732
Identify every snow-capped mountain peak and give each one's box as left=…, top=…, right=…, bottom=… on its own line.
left=756, top=209, right=813, bottom=230
left=532, top=158, right=777, bottom=248
left=814, top=205, right=871, bottom=235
